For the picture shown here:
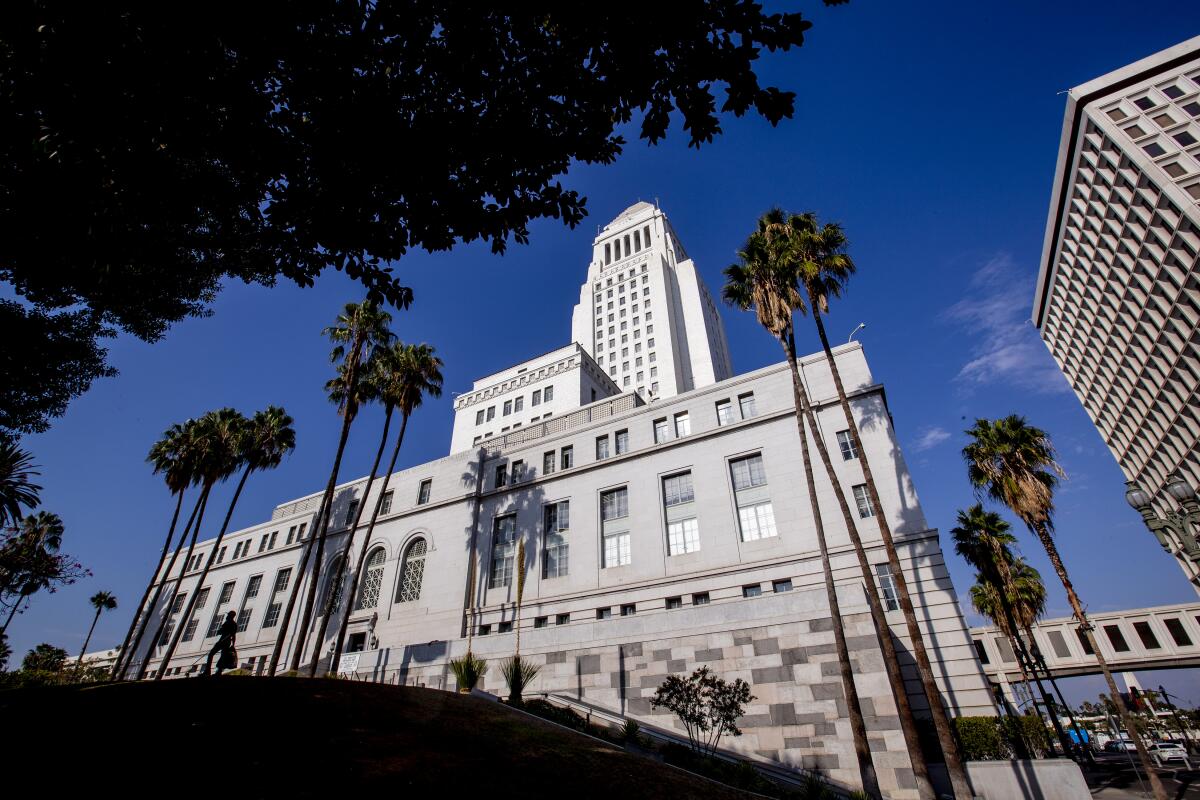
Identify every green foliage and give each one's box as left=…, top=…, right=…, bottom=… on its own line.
left=659, top=743, right=793, bottom=798
left=522, top=699, right=589, bottom=732
left=500, top=655, right=540, bottom=704
left=0, top=438, right=41, bottom=525
left=0, top=632, right=10, bottom=671
left=2, top=6, right=815, bottom=432
left=449, top=651, right=486, bottom=692
left=223, top=668, right=252, bottom=676
left=620, top=718, right=640, bottom=742
left=278, top=670, right=300, bottom=678
left=21, top=643, right=67, bottom=672
left=953, top=714, right=1050, bottom=760
left=650, top=666, right=755, bottom=755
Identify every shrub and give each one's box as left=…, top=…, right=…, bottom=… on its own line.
left=620, top=718, right=640, bottom=742
left=449, top=651, right=486, bottom=692
left=522, top=699, right=588, bottom=731
left=954, top=715, right=1007, bottom=760
left=500, top=655, right=540, bottom=704
left=223, top=668, right=252, bottom=676
left=650, top=665, right=754, bottom=755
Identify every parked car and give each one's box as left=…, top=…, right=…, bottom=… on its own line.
left=1149, top=742, right=1189, bottom=766
left=1104, top=739, right=1138, bottom=753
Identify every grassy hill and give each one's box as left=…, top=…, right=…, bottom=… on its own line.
left=2, top=678, right=760, bottom=799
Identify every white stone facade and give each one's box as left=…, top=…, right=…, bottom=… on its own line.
left=129, top=343, right=994, bottom=798
left=1033, top=36, right=1200, bottom=588
left=570, top=201, right=734, bottom=401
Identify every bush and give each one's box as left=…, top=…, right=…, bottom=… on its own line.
left=954, top=716, right=1007, bottom=760
left=500, top=655, right=540, bottom=704
left=223, top=668, right=252, bottom=676
left=620, top=718, right=640, bottom=742
left=522, top=699, right=589, bottom=731
left=448, top=651, right=486, bottom=692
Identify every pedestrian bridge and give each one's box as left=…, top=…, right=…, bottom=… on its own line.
left=969, top=601, right=1200, bottom=682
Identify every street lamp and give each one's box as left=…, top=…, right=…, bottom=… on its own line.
left=1125, top=473, right=1200, bottom=562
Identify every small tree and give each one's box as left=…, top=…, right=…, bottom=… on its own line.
left=651, top=666, right=755, bottom=756
left=22, top=642, right=68, bottom=672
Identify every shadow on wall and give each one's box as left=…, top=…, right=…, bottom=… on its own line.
left=856, top=395, right=926, bottom=535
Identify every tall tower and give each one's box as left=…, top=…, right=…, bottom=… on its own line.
left=570, top=202, right=733, bottom=400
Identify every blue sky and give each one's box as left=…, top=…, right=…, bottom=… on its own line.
left=11, top=2, right=1200, bottom=704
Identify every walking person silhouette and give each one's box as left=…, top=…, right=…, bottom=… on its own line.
left=202, top=610, right=238, bottom=676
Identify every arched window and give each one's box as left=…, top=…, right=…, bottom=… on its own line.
left=323, top=556, right=345, bottom=616
left=355, top=547, right=387, bottom=610
left=395, top=538, right=428, bottom=603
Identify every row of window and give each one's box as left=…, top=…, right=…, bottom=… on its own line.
left=475, top=567, right=898, bottom=636
left=489, top=453, right=781, bottom=586
left=975, top=613, right=1200, bottom=666
left=474, top=386, right=556, bottom=427
left=602, top=226, right=653, bottom=266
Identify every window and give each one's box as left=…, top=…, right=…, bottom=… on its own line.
left=244, top=575, right=262, bottom=599
left=556, top=613, right=570, bottom=625
left=543, top=501, right=570, bottom=579
left=620, top=604, right=636, bottom=616
left=258, top=535, right=269, bottom=552
left=615, top=429, right=629, bottom=455
left=1047, top=630, right=1072, bottom=658
left=654, top=418, right=669, bottom=443
left=495, top=464, right=507, bottom=488
left=417, top=479, right=432, bottom=505
left=875, top=564, right=899, bottom=611
left=560, top=445, right=573, bottom=470
left=182, top=618, right=200, bottom=643
left=742, top=584, right=763, bottom=598
left=773, top=579, right=793, bottom=593
left=973, top=640, right=990, bottom=665
left=666, top=597, right=683, bottom=610
left=837, top=430, right=858, bottom=460
left=1133, top=621, right=1161, bottom=649
left=194, top=587, right=210, bottom=609
left=345, top=499, right=359, bottom=527
left=738, top=502, right=778, bottom=541
left=543, top=451, right=556, bottom=475
left=380, top=490, right=394, bottom=515
left=597, top=607, right=612, bottom=620
left=730, top=454, right=767, bottom=490
left=544, top=386, right=554, bottom=402
left=601, top=487, right=628, bottom=521
left=738, top=393, right=757, bottom=419
left=1104, top=624, right=1130, bottom=652
left=171, top=592, right=188, bottom=614
left=237, top=610, right=253, bottom=633
left=667, top=518, right=700, bottom=555
left=1165, top=618, right=1193, bottom=646
left=268, top=531, right=277, bottom=549
left=511, top=460, right=525, bottom=483
left=596, top=435, right=610, bottom=460
left=498, top=621, right=513, bottom=633
left=490, top=516, right=516, bottom=588
left=852, top=484, right=874, bottom=518
left=297, top=523, right=307, bottom=541
left=218, top=582, right=235, bottom=605
left=323, top=557, right=345, bottom=616
left=396, top=538, right=428, bottom=603
left=476, top=410, right=485, bottom=425
left=478, top=624, right=491, bottom=636
left=623, top=376, right=631, bottom=387
left=532, top=389, right=542, bottom=406
left=503, top=400, right=512, bottom=416
left=674, top=412, right=690, bottom=437
left=487, top=406, right=496, bottom=421
left=1076, top=628, right=1095, bottom=655
left=602, top=487, right=631, bottom=568
left=534, top=616, right=548, bottom=629
left=514, top=396, right=524, bottom=413
left=663, top=472, right=695, bottom=507
left=286, top=526, right=296, bottom=545
left=692, top=592, right=710, bottom=605
left=994, top=637, right=1016, bottom=662
left=271, top=569, right=291, bottom=595
left=354, top=548, right=387, bottom=610
left=716, top=400, right=733, bottom=426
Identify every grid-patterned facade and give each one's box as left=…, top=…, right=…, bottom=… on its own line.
left=1035, top=37, right=1200, bottom=587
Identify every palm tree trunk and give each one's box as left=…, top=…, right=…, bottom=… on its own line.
left=291, top=398, right=359, bottom=675
left=156, top=464, right=255, bottom=680
left=112, top=490, right=185, bottom=680
left=1014, top=629, right=1074, bottom=757
left=1, top=595, right=24, bottom=637
left=137, top=486, right=210, bottom=680
left=1031, top=520, right=1167, bottom=800
left=790, top=332, right=935, bottom=798
left=267, top=493, right=328, bottom=676
left=810, top=311, right=972, bottom=799
left=308, top=405, right=394, bottom=676
left=332, top=408, right=405, bottom=670
left=117, top=494, right=199, bottom=681
left=783, top=334, right=880, bottom=799
left=1025, top=624, right=1092, bottom=762
left=76, top=607, right=103, bottom=669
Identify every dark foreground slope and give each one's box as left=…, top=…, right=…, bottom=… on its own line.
left=2, top=678, right=755, bottom=799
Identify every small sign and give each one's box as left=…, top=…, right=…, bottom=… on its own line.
left=337, top=653, right=360, bottom=676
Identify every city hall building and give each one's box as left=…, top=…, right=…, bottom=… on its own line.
left=129, top=201, right=994, bottom=796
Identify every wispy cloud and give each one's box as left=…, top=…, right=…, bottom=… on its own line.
left=942, top=254, right=1071, bottom=395
left=912, top=426, right=951, bottom=452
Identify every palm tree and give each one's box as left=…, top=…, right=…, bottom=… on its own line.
left=113, top=421, right=199, bottom=680
left=304, top=354, right=387, bottom=676
left=964, top=415, right=1166, bottom=799
left=330, top=342, right=443, bottom=669
left=778, top=209, right=967, bottom=799
left=0, top=511, right=65, bottom=636
left=156, top=407, right=295, bottom=678
left=77, top=590, right=118, bottom=669
left=139, top=409, right=245, bottom=680
left=270, top=300, right=393, bottom=676
left=0, top=438, right=41, bottom=527
left=722, top=216, right=881, bottom=799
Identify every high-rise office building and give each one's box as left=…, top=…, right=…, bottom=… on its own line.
left=1034, top=36, right=1200, bottom=585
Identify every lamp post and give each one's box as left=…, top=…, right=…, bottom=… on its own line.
left=1125, top=473, right=1200, bottom=565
